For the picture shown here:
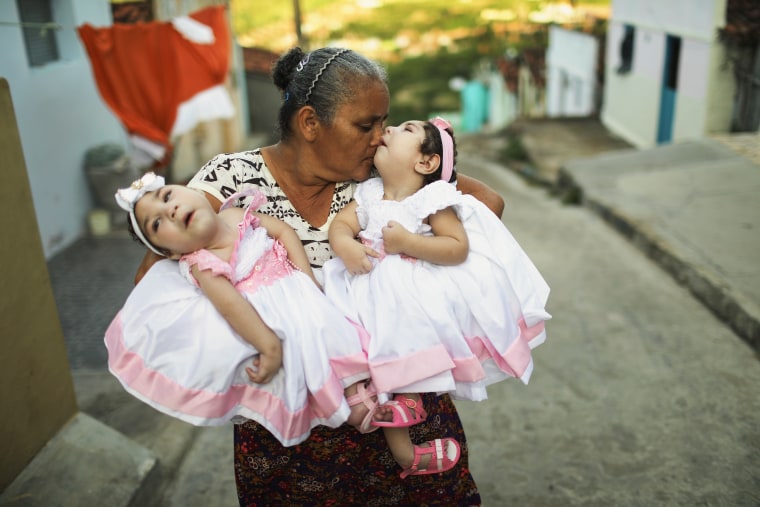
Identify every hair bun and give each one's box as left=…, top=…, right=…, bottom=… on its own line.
left=272, top=47, right=307, bottom=92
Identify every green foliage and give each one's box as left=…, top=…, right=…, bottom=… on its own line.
left=500, top=135, right=528, bottom=162
left=231, top=0, right=609, bottom=122
left=387, top=45, right=498, bottom=124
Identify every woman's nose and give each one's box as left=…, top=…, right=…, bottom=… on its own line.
left=370, top=124, right=384, bottom=145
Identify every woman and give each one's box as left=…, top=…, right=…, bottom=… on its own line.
left=136, top=46, right=504, bottom=506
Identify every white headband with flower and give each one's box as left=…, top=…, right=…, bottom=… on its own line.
left=114, top=172, right=165, bottom=255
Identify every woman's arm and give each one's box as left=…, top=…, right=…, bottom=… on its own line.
left=193, top=265, right=282, bottom=384
left=457, top=174, right=505, bottom=218
left=382, top=207, right=469, bottom=265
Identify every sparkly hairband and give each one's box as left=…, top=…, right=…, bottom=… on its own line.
left=114, top=172, right=165, bottom=255
left=304, top=48, right=350, bottom=103
left=430, top=117, right=454, bottom=182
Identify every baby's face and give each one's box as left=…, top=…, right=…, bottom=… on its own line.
left=374, top=120, right=434, bottom=180
left=134, top=185, right=218, bottom=257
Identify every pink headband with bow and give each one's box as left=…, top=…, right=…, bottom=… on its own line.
left=430, top=117, right=454, bottom=182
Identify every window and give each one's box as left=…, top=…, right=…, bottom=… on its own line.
left=17, top=0, right=59, bottom=67
left=617, top=24, right=635, bottom=75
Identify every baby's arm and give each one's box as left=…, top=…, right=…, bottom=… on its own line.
left=382, top=206, right=469, bottom=265
left=254, top=212, right=320, bottom=286
left=192, top=265, right=282, bottom=384
left=329, top=201, right=381, bottom=274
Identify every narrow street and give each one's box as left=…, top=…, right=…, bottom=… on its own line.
left=454, top=140, right=760, bottom=506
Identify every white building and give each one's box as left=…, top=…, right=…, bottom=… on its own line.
left=1, top=0, right=245, bottom=259
left=601, top=0, right=734, bottom=148
left=546, top=25, right=600, bottom=118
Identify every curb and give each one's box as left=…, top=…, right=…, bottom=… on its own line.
left=557, top=167, right=760, bottom=353
left=0, top=413, right=160, bottom=507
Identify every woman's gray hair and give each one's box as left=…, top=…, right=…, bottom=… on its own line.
left=272, top=47, right=387, bottom=139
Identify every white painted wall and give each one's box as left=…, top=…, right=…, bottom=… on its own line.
left=602, top=21, right=665, bottom=147
left=546, top=26, right=598, bottom=117
left=672, top=38, right=710, bottom=140
left=1, top=0, right=127, bottom=258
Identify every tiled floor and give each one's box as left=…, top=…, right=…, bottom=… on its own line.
left=47, top=232, right=146, bottom=370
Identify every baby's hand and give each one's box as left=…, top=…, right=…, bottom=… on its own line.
left=245, top=349, right=283, bottom=384
left=381, top=221, right=410, bottom=255
left=342, top=243, right=380, bottom=276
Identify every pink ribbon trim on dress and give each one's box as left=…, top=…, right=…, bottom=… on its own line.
left=104, top=312, right=349, bottom=445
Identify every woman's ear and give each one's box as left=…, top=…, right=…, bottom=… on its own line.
left=415, top=154, right=441, bottom=175
left=295, top=106, right=320, bottom=142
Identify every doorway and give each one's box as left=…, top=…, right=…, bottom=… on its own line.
left=657, top=35, right=681, bottom=144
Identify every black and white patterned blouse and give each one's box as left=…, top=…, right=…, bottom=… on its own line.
left=188, top=149, right=355, bottom=277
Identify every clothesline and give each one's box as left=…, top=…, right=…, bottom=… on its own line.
left=0, top=21, right=64, bottom=32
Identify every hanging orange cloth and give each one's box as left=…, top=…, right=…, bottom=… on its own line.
left=77, top=5, right=233, bottom=164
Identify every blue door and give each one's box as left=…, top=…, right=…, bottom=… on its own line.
left=657, top=35, right=681, bottom=144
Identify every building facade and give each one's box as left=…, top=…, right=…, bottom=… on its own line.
left=602, top=0, right=734, bottom=148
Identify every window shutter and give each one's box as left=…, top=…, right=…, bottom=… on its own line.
left=17, top=0, right=59, bottom=67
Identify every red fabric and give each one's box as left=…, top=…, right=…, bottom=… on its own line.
left=77, top=6, right=230, bottom=149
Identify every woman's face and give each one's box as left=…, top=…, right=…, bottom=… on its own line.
left=316, top=79, right=389, bottom=182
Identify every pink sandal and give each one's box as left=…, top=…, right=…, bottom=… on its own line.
left=371, top=394, right=427, bottom=428
left=345, top=381, right=379, bottom=433
left=400, top=438, right=461, bottom=478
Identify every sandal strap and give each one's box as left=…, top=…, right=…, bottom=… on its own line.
left=371, top=394, right=427, bottom=428
left=345, top=381, right=379, bottom=434
left=345, top=381, right=376, bottom=410
left=400, top=438, right=461, bottom=479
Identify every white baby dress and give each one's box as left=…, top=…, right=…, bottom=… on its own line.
left=105, top=193, right=369, bottom=446
left=322, top=178, right=551, bottom=401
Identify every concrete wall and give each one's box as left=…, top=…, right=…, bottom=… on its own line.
left=546, top=26, right=599, bottom=117
left=0, top=78, right=77, bottom=491
left=1, top=1, right=127, bottom=258
left=704, top=40, right=736, bottom=134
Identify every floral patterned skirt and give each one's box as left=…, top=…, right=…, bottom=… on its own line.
left=234, top=393, right=481, bottom=506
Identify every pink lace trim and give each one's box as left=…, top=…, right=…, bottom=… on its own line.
left=235, top=240, right=299, bottom=293
left=181, top=249, right=233, bottom=283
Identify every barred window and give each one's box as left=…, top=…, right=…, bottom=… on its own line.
left=17, top=0, right=59, bottom=67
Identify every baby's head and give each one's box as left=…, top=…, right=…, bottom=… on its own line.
left=115, top=173, right=214, bottom=259
left=421, top=117, right=458, bottom=186
left=374, top=117, right=458, bottom=188
left=116, top=172, right=168, bottom=256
